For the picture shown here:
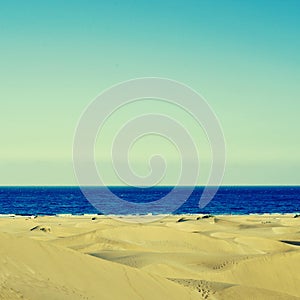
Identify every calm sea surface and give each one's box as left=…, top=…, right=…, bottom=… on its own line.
left=0, top=186, right=299, bottom=215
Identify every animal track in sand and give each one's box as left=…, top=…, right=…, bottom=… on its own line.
left=168, top=278, right=234, bottom=299
left=168, top=278, right=212, bottom=299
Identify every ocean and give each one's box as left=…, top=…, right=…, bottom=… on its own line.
left=0, top=186, right=299, bottom=216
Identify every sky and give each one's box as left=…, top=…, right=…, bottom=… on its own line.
left=0, top=0, right=299, bottom=185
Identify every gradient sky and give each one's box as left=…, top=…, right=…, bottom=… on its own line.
left=1, top=0, right=299, bottom=185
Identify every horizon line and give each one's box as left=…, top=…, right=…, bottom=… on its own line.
left=0, top=184, right=299, bottom=187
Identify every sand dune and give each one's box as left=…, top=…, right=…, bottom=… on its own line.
left=0, top=214, right=299, bottom=299
left=0, top=232, right=199, bottom=300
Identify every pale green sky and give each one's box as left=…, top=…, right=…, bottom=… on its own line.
left=0, top=0, right=299, bottom=185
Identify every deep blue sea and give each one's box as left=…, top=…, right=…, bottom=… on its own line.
left=0, top=186, right=299, bottom=216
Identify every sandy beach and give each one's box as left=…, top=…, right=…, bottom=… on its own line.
left=0, top=214, right=299, bottom=299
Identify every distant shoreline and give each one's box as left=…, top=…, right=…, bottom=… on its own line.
left=0, top=213, right=299, bottom=218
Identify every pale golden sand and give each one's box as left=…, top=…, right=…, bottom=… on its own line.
left=0, top=214, right=299, bottom=299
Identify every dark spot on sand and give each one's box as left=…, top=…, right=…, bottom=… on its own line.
left=280, top=240, right=300, bottom=246
left=30, top=225, right=51, bottom=233
left=196, top=214, right=214, bottom=220
left=176, top=217, right=189, bottom=223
